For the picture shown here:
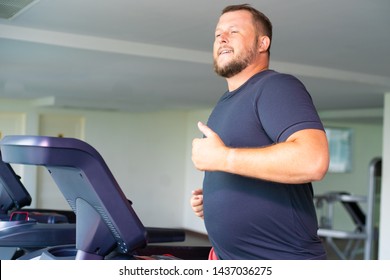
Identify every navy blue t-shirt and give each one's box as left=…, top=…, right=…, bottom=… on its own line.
left=203, top=70, right=326, bottom=259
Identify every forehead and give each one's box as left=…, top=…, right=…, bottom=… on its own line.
left=215, top=10, right=254, bottom=31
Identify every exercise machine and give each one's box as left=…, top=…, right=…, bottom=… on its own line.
left=0, top=150, right=75, bottom=259
left=0, top=135, right=210, bottom=260
left=315, top=157, right=381, bottom=259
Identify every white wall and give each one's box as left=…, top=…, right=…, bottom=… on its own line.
left=182, top=109, right=212, bottom=234
left=0, top=100, right=189, bottom=228
left=82, top=110, right=188, bottom=228
left=0, top=99, right=39, bottom=207
left=0, top=100, right=210, bottom=232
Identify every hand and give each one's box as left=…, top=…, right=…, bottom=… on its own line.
left=190, top=188, right=204, bottom=219
left=192, top=122, right=229, bottom=171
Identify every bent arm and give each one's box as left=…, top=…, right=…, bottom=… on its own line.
left=192, top=122, right=329, bottom=184
left=225, top=129, right=329, bottom=183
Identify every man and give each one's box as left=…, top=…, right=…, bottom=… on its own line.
left=190, top=4, right=329, bottom=259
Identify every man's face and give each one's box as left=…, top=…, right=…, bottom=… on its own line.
left=213, top=10, right=259, bottom=78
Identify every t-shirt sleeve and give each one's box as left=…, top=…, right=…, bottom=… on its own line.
left=258, top=74, right=324, bottom=143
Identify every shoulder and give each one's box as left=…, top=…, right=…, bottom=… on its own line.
left=260, top=71, right=309, bottom=99
left=264, top=71, right=304, bottom=87
left=247, top=70, right=304, bottom=90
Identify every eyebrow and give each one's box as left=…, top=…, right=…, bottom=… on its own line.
left=215, top=25, right=239, bottom=32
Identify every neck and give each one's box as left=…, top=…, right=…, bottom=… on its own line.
left=226, top=63, right=269, bottom=92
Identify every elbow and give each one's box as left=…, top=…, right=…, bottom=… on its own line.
left=309, top=154, right=329, bottom=182
left=311, top=166, right=328, bottom=182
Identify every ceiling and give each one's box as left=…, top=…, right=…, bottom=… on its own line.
left=0, top=0, right=389, bottom=117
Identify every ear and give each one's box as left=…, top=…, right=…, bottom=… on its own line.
left=258, top=35, right=271, bottom=53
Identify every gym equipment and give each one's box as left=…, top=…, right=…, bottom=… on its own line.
left=0, top=135, right=209, bottom=260
left=0, top=151, right=31, bottom=217
left=0, top=148, right=188, bottom=260
left=0, top=150, right=76, bottom=259
left=315, top=157, right=381, bottom=259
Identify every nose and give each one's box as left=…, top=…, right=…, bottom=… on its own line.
left=216, top=32, right=228, bottom=44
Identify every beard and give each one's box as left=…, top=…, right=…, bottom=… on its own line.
left=213, top=40, right=259, bottom=78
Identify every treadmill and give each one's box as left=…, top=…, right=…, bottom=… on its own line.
left=0, top=135, right=210, bottom=260
left=0, top=150, right=76, bottom=259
